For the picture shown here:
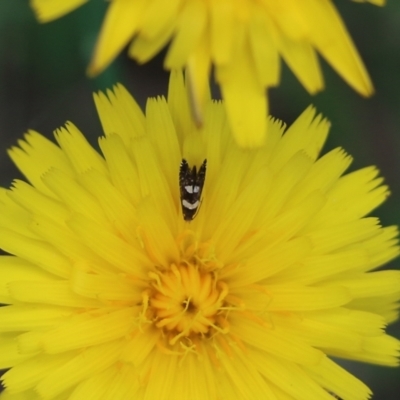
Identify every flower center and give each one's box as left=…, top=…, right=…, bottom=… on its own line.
left=148, top=263, right=229, bottom=345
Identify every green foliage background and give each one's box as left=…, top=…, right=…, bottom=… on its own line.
left=0, top=0, right=399, bottom=397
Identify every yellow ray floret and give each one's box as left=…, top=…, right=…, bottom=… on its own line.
left=0, top=72, right=399, bottom=400
left=30, top=0, right=88, bottom=22
left=30, top=0, right=382, bottom=148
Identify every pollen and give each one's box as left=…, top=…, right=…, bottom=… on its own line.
left=149, top=263, right=228, bottom=343
left=144, top=228, right=231, bottom=348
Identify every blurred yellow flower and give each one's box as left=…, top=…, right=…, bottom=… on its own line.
left=0, top=72, right=399, bottom=400
left=30, top=0, right=384, bottom=148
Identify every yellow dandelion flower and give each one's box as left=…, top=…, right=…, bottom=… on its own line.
left=0, top=71, right=399, bottom=400
left=30, top=0, right=383, bottom=148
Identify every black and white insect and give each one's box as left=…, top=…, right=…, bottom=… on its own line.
left=179, top=159, right=207, bottom=221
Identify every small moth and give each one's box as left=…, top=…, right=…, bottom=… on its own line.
left=179, top=159, right=207, bottom=221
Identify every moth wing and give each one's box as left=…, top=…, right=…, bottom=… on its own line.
left=195, top=160, right=207, bottom=197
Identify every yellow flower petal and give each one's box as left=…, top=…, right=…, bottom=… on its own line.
left=8, top=280, right=101, bottom=308
left=40, top=309, right=134, bottom=353
left=42, top=169, right=110, bottom=228
left=300, top=0, right=373, bottom=95
left=67, top=214, right=150, bottom=277
left=35, top=340, right=123, bottom=399
left=248, top=9, right=280, bottom=86
left=0, top=334, right=32, bottom=370
left=164, top=0, right=207, bottom=69
left=93, top=84, right=146, bottom=144
left=278, top=33, right=324, bottom=94
left=88, top=0, right=146, bottom=76
left=217, top=37, right=267, bottom=147
left=330, top=334, right=400, bottom=366
left=2, top=352, right=74, bottom=393
left=216, top=347, right=277, bottom=399
left=0, top=256, right=54, bottom=304
left=304, top=356, right=372, bottom=400
left=0, top=305, right=72, bottom=332
left=69, top=366, right=127, bottom=400
left=54, top=123, right=108, bottom=175
left=209, top=0, right=235, bottom=64
left=9, top=180, right=69, bottom=224
left=7, top=131, right=73, bottom=197
left=70, top=264, right=143, bottom=303
left=0, top=228, right=71, bottom=278
left=328, top=270, right=400, bottom=299
left=30, top=0, right=88, bottom=22
left=266, top=284, right=351, bottom=311
left=250, top=351, right=333, bottom=400
left=186, top=39, right=212, bottom=127
left=232, top=315, right=324, bottom=366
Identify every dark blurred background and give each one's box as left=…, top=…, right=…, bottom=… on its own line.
left=0, top=0, right=399, bottom=398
